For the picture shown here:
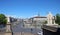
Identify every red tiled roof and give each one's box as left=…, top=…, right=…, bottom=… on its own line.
left=33, top=16, right=46, bottom=18
left=29, top=16, right=47, bottom=19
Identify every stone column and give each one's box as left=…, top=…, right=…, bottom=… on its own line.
left=6, top=22, right=11, bottom=32
left=5, top=16, right=13, bottom=35
left=5, top=22, right=12, bottom=35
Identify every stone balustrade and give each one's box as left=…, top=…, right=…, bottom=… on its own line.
left=42, top=25, right=60, bottom=35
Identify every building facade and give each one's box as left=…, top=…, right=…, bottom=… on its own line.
left=6, top=16, right=17, bottom=23
left=23, top=12, right=57, bottom=29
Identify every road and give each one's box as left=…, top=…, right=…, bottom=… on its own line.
left=12, top=22, right=43, bottom=35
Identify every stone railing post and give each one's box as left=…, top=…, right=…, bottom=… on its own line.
left=5, top=22, right=13, bottom=35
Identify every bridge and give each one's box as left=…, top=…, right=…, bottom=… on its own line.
left=42, top=25, right=60, bottom=35
left=0, top=21, right=60, bottom=35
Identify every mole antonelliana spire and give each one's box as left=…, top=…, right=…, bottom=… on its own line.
left=37, top=11, right=40, bottom=16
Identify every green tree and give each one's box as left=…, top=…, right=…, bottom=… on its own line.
left=43, top=21, right=47, bottom=25
left=55, top=13, right=60, bottom=25
left=0, top=14, right=7, bottom=26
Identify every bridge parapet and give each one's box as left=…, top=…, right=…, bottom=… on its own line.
left=0, top=22, right=13, bottom=35
left=42, top=25, right=60, bottom=35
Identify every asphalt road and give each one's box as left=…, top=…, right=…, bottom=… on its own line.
left=12, top=22, right=43, bottom=35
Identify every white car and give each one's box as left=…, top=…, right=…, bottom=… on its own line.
left=37, top=31, right=43, bottom=35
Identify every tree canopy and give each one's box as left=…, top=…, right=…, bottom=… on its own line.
left=55, top=13, right=60, bottom=25
left=0, top=14, right=7, bottom=26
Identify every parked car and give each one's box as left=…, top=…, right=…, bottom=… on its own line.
left=37, top=31, right=43, bottom=35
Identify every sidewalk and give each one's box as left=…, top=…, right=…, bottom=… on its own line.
left=13, top=32, right=37, bottom=35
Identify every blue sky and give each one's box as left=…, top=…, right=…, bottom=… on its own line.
left=0, top=0, right=60, bottom=18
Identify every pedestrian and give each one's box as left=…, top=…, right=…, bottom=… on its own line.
left=31, top=28, right=33, bottom=33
